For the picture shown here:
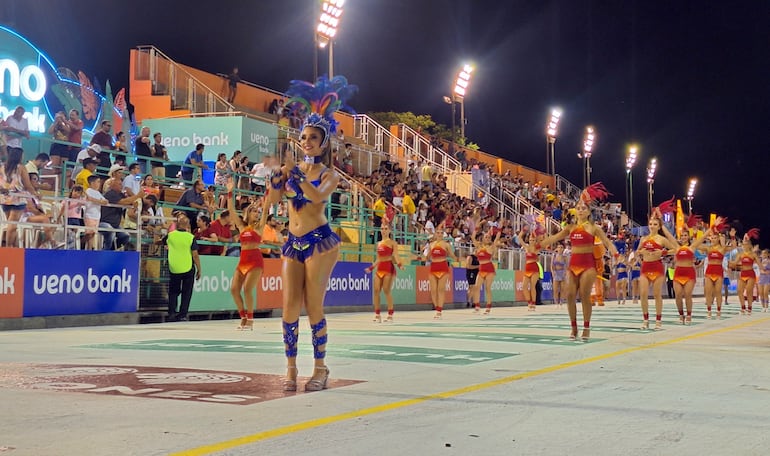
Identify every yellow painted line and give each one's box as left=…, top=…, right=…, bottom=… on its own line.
left=171, top=316, right=770, bottom=456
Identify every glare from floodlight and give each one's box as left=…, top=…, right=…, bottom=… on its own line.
left=546, top=108, right=562, bottom=138
left=453, top=64, right=473, bottom=98
left=626, top=146, right=638, bottom=172
left=646, top=157, right=657, bottom=183
left=318, top=0, right=345, bottom=42
left=583, top=126, right=595, bottom=156
left=687, top=178, right=697, bottom=199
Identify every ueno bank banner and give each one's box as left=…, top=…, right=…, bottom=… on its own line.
left=141, top=116, right=277, bottom=163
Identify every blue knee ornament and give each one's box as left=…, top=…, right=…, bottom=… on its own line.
left=282, top=319, right=299, bottom=357
left=310, top=318, right=328, bottom=359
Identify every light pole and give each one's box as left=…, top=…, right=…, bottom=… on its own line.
left=579, top=126, right=595, bottom=187
left=442, top=64, right=473, bottom=159
left=625, top=145, right=638, bottom=222
left=546, top=108, right=562, bottom=175
left=686, top=178, right=697, bottom=214
left=453, top=64, right=473, bottom=141
left=442, top=95, right=456, bottom=159
left=646, top=157, right=657, bottom=218
left=316, top=0, right=345, bottom=79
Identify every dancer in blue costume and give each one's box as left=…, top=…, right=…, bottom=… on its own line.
left=265, top=76, right=356, bottom=392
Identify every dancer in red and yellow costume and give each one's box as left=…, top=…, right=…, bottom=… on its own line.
left=659, top=218, right=707, bottom=325
left=424, top=222, right=459, bottom=319
left=635, top=206, right=678, bottom=330
left=519, top=229, right=542, bottom=311
left=266, top=76, right=355, bottom=392
left=471, top=221, right=505, bottom=314
left=226, top=179, right=268, bottom=330
left=540, top=183, right=618, bottom=341
left=730, top=229, right=760, bottom=315
left=365, top=222, right=403, bottom=322
left=700, top=221, right=729, bottom=319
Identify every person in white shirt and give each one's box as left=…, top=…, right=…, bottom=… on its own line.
left=423, top=217, right=436, bottom=236
left=250, top=155, right=272, bottom=194
left=73, top=144, right=101, bottom=178
left=83, top=175, right=107, bottom=250
left=4, top=106, right=30, bottom=154
left=122, top=162, right=142, bottom=196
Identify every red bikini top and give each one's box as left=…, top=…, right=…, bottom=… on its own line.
left=740, top=254, right=755, bottom=268
left=675, top=247, right=694, bottom=261
left=240, top=227, right=261, bottom=244
left=525, top=252, right=538, bottom=262
left=570, top=225, right=594, bottom=249
left=377, top=243, right=393, bottom=257
left=476, top=249, right=492, bottom=262
left=707, top=249, right=724, bottom=261
left=642, top=238, right=663, bottom=251
left=430, top=245, right=447, bottom=259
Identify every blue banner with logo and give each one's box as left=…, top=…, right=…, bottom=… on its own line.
left=324, top=261, right=373, bottom=307
left=23, top=250, right=140, bottom=316
left=453, top=267, right=470, bottom=304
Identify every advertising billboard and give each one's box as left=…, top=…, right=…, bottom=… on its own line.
left=142, top=116, right=277, bottom=163
left=23, top=250, right=140, bottom=316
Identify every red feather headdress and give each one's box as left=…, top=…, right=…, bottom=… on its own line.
left=745, top=228, right=760, bottom=241
left=657, top=196, right=676, bottom=215
left=579, top=182, right=611, bottom=205
left=686, top=213, right=702, bottom=228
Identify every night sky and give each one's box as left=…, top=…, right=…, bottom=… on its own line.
left=3, top=0, right=769, bottom=244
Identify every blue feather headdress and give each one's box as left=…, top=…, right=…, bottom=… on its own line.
left=285, top=75, right=357, bottom=148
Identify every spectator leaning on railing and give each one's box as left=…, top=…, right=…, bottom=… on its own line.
left=176, top=179, right=211, bottom=225
left=100, top=171, right=143, bottom=251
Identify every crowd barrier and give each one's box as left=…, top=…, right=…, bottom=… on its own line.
left=0, top=247, right=140, bottom=318
left=3, top=244, right=721, bottom=322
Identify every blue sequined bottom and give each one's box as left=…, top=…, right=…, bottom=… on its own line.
left=282, top=224, right=340, bottom=263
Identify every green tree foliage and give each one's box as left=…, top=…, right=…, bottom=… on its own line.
left=368, top=111, right=477, bottom=148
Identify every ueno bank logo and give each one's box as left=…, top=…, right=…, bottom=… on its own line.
left=32, top=268, right=133, bottom=295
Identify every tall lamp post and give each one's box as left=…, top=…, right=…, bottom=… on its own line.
left=625, top=145, right=638, bottom=222
left=442, top=95, right=456, bottom=159
left=546, top=108, right=562, bottom=175
left=453, top=64, right=473, bottom=141
left=579, top=126, right=595, bottom=187
left=444, top=64, right=474, bottom=159
left=316, top=0, right=345, bottom=79
left=686, top=178, right=697, bottom=214
left=646, top=157, right=657, bottom=217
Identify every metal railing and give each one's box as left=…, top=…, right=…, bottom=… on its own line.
left=134, top=45, right=235, bottom=115
left=397, top=123, right=463, bottom=174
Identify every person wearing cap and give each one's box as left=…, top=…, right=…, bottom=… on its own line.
left=73, top=143, right=101, bottom=178
left=104, top=163, right=126, bottom=192
left=122, top=162, right=142, bottom=196
left=75, top=158, right=98, bottom=190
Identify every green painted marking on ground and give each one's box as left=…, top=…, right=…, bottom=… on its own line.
left=333, top=330, right=602, bottom=345
left=81, top=339, right=514, bottom=365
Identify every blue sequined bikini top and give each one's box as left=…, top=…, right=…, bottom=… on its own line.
left=286, top=169, right=328, bottom=210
